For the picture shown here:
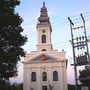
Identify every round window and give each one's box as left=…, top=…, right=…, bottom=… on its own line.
left=42, top=30, right=45, bottom=33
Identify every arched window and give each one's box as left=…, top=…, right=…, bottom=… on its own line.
left=31, top=72, right=36, bottom=82
left=42, top=72, right=47, bottom=81
left=42, top=86, right=47, bottom=90
left=53, top=71, right=58, bottom=81
left=42, top=49, right=46, bottom=51
left=42, top=35, right=46, bottom=43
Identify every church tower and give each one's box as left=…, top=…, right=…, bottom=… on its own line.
left=36, top=2, right=52, bottom=51
left=23, top=2, right=68, bottom=90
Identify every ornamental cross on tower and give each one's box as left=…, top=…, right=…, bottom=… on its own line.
left=43, top=2, right=45, bottom=7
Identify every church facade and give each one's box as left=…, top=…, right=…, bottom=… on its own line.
left=23, top=2, right=68, bottom=90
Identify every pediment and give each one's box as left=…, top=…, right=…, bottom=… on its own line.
left=30, top=53, right=57, bottom=62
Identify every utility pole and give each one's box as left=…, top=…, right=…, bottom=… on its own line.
left=68, top=17, right=78, bottom=90
left=68, top=14, right=90, bottom=90
left=80, top=14, right=90, bottom=71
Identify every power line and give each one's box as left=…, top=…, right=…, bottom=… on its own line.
left=52, top=12, right=90, bottom=25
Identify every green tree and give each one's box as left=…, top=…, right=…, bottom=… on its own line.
left=68, top=84, right=81, bottom=90
left=0, top=0, right=27, bottom=86
left=10, top=83, right=22, bottom=90
left=68, top=84, right=75, bottom=90
left=79, top=66, right=90, bottom=89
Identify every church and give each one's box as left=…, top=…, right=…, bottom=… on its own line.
left=22, top=2, right=68, bottom=90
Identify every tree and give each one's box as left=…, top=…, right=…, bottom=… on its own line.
left=0, top=83, right=23, bottom=90
left=68, top=84, right=81, bottom=90
left=0, top=0, right=27, bottom=86
left=79, top=66, right=90, bottom=89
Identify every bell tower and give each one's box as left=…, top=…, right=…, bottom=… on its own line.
left=23, top=2, right=68, bottom=90
left=36, top=2, right=52, bottom=51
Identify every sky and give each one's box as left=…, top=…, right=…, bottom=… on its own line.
left=10, top=0, right=90, bottom=84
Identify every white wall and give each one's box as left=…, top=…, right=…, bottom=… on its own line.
left=23, top=60, right=67, bottom=90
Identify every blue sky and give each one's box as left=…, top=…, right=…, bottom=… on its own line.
left=11, top=0, right=90, bottom=84
left=16, top=0, right=90, bottom=52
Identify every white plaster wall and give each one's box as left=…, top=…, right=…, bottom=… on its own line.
left=37, top=26, right=51, bottom=45
left=37, top=44, right=52, bottom=51
left=36, top=24, right=52, bottom=51
left=23, top=60, right=67, bottom=90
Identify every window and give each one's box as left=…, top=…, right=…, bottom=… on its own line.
left=42, top=35, right=46, bottom=43
left=42, top=86, right=47, bottom=90
left=42, top=49, right=46, bottom=51
left=42, top=72, right=47, bottom=81
left=53, top=71, right=58, bottom=81
left=31, top=72, right=36, bottom=82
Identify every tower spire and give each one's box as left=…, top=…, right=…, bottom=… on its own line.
left=38, top=2, right=50, bottom=23
left=43, top=2, right=45, bottom=7
left=36, top=2, right=52, bottom=51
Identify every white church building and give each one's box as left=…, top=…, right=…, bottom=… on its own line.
left=22, top=2, right=68, bottom=90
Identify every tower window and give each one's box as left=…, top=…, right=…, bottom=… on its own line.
left=42, top=35, right=46, bottom=43
left=42, top=49, right=46, bottom=51
left=53, top=71, right=58, bottom=81
left=31, top=72, right=36, bottom=82
left=42, top=72, right=47, bottom=81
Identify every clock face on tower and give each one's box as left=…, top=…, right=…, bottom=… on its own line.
left=42, top=30, right=45, bottom=33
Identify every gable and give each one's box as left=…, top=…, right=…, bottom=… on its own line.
left=31, top=53, right=57, bottom=63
